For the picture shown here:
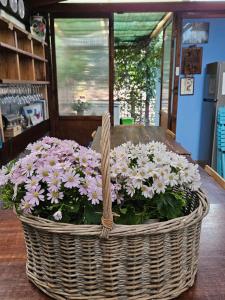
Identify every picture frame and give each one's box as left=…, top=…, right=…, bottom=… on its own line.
left=23, top=103, right=44, bottom=126
left=181, top=47, right=203, bottom=75
left=180, top=77, right=194, bottom=96
left=182, top=22, right=209, bottom=44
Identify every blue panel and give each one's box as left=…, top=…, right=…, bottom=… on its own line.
left=176, top=18, right=225, bottom=161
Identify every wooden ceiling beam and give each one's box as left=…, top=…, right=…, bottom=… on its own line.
left=27, top=0, right=63, bottom=8
left=35, top=2, right=225, bottom=14
left=150, top=12, right=172, bottom=39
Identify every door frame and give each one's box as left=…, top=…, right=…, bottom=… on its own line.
left=159, top=13, right=182, bottom=134
left=168, top=13, right=182, bottom=134
left=159, top=14, right=174, bottom=130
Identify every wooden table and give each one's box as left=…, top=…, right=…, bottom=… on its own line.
left=92, top=125, right=190, bottom=156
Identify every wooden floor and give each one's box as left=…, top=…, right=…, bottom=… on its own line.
left=0, top=168, right=225, bottom=300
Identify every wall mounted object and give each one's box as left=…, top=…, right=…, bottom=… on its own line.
left=18, top=0, right=24, bottom=19
left=0, top=0, right=26, bottom=20
left=30, top=15, right=46, bottom=41
left=180, top=77, right=194, bottom=96
left=182, top=22, right=209, bottom=44
left=9, top=0, right=17, bottom=14
left=181, top=47, right=203, bottom=75
left=0, top=0, right=7, bottom=7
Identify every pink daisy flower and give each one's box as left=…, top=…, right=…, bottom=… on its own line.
left=24, top=185, right=45, bottom=206
left=19, top=199, right=35, bottom=214
left=47, top=190, right=64, bottom=204
left=63, top=171, right=80, bottom=189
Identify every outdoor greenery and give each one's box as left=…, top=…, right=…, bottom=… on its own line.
left=114, top=36, right=163, bottom=125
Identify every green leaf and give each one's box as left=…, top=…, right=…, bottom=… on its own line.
left=83, top=205, right=101, bottom=225
left=0, top=184, right=14, bottom=209
left=115, top=205, right=145, bottom=225
left=69, top=201, right=80, bottom=213
left=156, top=192, right=186, bottom=220
left=120, top=207, right=127, bottom=214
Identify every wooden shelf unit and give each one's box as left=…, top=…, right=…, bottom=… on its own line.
left=0, top=16, right=48, bottom=83
left=0, top=16, right=50, bottom=161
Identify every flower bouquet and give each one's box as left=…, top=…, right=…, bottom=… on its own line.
left=0, top=137, right=116, bottom=224
left=1, top=138, right=201, bottom=224
left=0, top=114, right=209, bottom=300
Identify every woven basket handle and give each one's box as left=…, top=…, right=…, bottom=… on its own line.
left=100, top=112, right=113, bottom=239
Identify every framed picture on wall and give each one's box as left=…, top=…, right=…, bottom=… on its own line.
left=181, top=47, right=203, bottom=75
left=182, top=22, right=209, bottom=44
left=180, top=77, right=194, bottom=96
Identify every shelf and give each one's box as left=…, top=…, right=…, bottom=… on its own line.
left=0, top=79, right=50, bottom=85
left=0, top=51, right=19, bottom=80
left=33, top=39, right=45, bottom=57
left=0, top=16, right=48, bottom=47
left=0, top=42, right=48, bottom=62
left=0, top=15, right=50, bottom=166
left=20, top=56, right=35, bottom=81
left=4, top=119, right=50, bottom=143
left=16, top=29, right=32, bottom=53
left=0, top=120, right=50, bottom=165
left=34, top=60, right=46, bottom=81
left=0, top=19, right=16, bottom=47
left=31, top=53, right=47, bottom=63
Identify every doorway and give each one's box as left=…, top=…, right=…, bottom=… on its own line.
left=113, top=12, right=165, bottom=127
left=51, top=13, right=178, bottom=144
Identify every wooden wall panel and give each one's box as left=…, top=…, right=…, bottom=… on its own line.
left=56, top=118, right=101, bottom=146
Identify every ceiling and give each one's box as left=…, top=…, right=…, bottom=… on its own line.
left=26, top=0, right=61, bottom=8
left=27, top=0, right=225, bottom=9
left=114, top=12, right=165, bottom=46
left=26, top=0, right=186, bottom=5
left=55, top=13, right=166, bottom=47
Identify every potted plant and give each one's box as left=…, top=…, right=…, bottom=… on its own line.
left=71, top=96, right=91, bottom=115
left=0, top=113, right=209, bottom=300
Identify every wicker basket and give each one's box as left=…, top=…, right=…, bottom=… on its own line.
left=17, top=113, right=209, bottom=300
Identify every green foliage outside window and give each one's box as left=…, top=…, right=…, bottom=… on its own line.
left=114, top=37, right=163, bottom=125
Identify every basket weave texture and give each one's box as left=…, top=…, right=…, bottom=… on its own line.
left=18, top=113, right=209, bottom=300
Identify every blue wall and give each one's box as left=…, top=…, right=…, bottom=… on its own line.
left=176, top=18, right=225, bottom=160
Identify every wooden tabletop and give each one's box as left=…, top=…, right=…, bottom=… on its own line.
left=92, top=125, right=190, bottom=156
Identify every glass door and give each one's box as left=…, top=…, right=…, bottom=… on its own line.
left=55, top=18, right=109, bottom=117
left=52, top=17, right=111, bottom=145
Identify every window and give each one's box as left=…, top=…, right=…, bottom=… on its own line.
left=55, top=18, right=109, bottom=116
